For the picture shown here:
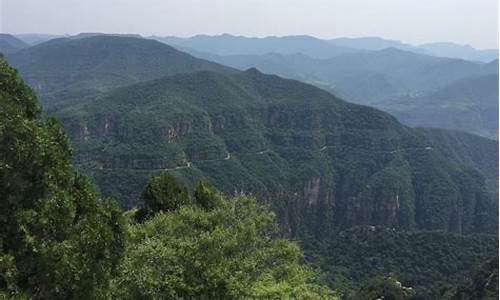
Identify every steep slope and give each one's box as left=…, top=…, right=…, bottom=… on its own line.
left=54, top=69, right=497, bottom=236
left=151, top=34, right=362, bottom=59
left=384, top=74, right=499, bottom=139
left=6, top=36, right=236, bottom=106
left=0, top=33, right=30, bottom=54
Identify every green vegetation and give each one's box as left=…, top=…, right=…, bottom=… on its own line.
left=0, top=58, right=336, bottom=298
left=2, top=36, right=498, bottom=299
left=0, top=57, right=126, bottom=299
left=52, top=67, right=497, bottom=238
left=303, top=226, right=498, bottom=299
left=7, top=36, right=235, bottom=107
left=351, top=276, right=416, bottom=300
left=112, top=173, right=336, bottom=299
left=450, top=256, right=498, bottom=300
left=184, top=44, right=498, bottom=139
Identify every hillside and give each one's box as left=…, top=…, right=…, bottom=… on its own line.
left=14, top=33, right=63, bottom=45
left=419, top=42, right=498, bottom=62
left=0, top=58, right=335, bottom=299
left=385, top=75, right=499, bottom=139
left=0, top=33, right=30, bottom=54
left=187, top=47, right=496, bottom=102
left=182, top=46, right=498, bottom=138
left=54, top=68, right=498, bottom=236
left=304, top=226, right=498, bottom=299
left=7, top=36, right=235, bottom=106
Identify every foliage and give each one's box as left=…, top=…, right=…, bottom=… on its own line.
left=112, top=191, right=336, bottom=299
left=0, top=58, right=126, bottom=299
left=136, top=172, right=189, bottom=221
left=7, top=35, right=234, bottom=107
left=303, top=226, right=498, bottom=299
left=449, top=256, right=498, bottom=300
left=194, top=181, right=223, bottom=210
left=352, top=276, right=416, bottom=300
left=50, top=66, right=497, bottom=239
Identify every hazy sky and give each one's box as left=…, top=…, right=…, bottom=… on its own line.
left=2, top=0, right=498, bottom=49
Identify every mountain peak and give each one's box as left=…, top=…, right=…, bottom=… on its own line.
left=244, top=67, right=262, bottom=75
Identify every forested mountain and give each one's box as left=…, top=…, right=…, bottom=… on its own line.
left=2, top=34, right=498, bottom=299
left=180, top=45, right=499, bottom=138
left=0, top=33, right=29, bottom=54
left=7, top=35, right=498, bottom=138
left=184, top=47, right=496, bottom=103
left=0, top=58, right=335, bottom=299
left=6, top=36, right=235, bottom=106
left=52, top=68, right=497, bottom=237
left=384, top=75, right=499, bottom=139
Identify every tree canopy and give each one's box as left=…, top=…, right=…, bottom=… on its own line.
left=0, top=58, right=126, bottom=299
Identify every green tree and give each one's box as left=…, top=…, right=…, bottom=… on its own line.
left=352, top=276, right=416, bottom=300
left=194, top=181, right=223, bottom=210
left=0, top=58, right=126, bottom=299
left=112, top=192, right=336, bottom=299
left=136, top=172, right=189, bottom=221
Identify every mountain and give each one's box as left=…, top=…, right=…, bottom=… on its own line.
left=7, top=36, right=235, bottom=106
left=68, top=32, right=144, bottom=39
left=181, top=46, right=498, bottom=138
left=14, top=33, right=64, bottom=45
left=152, top=34, right=498, bottom=62
left=0, top=33, right=30, bottom=53
left=185, top=47, right=495, bottom=102
left=53, top=68, right=498, bottom=237
left=420, top=42, right=498, bottom=63
left=151, top=34, right=363, bottom=59
left=327, top=36, right=426, bottom=53
left=383, top=74, right=499, bottom=139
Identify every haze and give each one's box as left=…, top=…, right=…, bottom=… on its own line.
left=1, top=0, right=498, bottom=49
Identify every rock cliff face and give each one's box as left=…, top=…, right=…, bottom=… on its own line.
left=55, top=69, right=498, bottom=236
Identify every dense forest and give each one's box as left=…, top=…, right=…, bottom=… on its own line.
left=0, top=58, right=336, bottom=298
left=1, top=34, right=498, bottom=300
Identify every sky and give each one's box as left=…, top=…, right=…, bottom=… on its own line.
left=1, top=0, right=498, bottom=49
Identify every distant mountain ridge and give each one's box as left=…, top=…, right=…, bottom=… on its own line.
left=419, top=42, right=498, bottom=62
left=175, top=42, right=498, bottom=138
left=150, top=34, right=498, bottom=62
left=7, top=36, right=235, bottom=106
left=0, top=33, right=30, bottom=54
left=9, top=32, right=498, bottom=62
left=151, top=34, right=364, bottom=59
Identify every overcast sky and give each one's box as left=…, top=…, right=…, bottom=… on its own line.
left=1, top=0, right=498, bottom=49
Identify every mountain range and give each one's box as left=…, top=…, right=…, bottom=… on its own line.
left=171, top=40, right=498, bottom=138
left=6, top=36, right=235, bottom=107
left=2, top=34, right=498, bottom=298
